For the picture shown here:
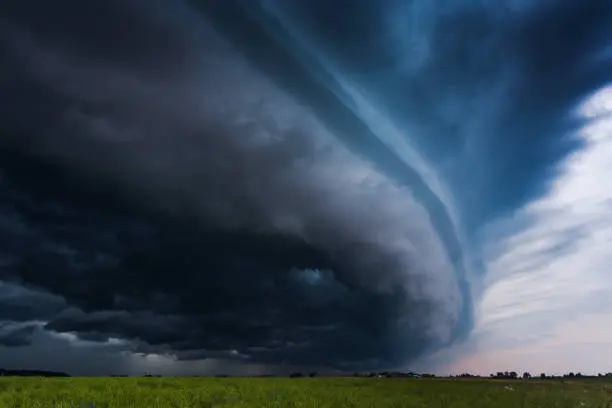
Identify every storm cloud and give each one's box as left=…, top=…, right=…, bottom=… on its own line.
left=0, top=0, right=464, bottom=372
left=0, top=0, right=610, bottom=375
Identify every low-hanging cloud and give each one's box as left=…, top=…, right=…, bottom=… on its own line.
left=0, top=0, right=465, bottom=372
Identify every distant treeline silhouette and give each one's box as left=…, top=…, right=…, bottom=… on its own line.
left=3, top=368, right=612, bottom=379
left=0, top=368, right=70, bottom=377
left=487, top=371, right=612, bottom=380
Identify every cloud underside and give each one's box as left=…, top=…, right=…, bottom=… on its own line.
left=0, top=0, right=464, bottom=371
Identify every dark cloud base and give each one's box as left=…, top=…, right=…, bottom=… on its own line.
left=0, top=0, right=452, bottom=370
left=0, top=147, right=430, bottom=370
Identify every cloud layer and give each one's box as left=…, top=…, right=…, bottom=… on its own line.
left=0, top=0, right=466, bottom=373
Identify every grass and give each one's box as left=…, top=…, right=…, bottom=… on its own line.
left=0, top=376, right=611, bottom=407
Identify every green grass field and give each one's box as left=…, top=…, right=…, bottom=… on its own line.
left=0, top=377, right=610, bottom=408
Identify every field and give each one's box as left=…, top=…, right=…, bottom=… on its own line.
left=0, top=377, right=611, bottom=407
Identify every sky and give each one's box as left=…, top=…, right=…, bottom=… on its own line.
left=0, top=0, right=611, bottom=376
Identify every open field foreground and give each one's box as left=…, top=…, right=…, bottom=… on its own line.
left=0, top=377, right=611, bottom=408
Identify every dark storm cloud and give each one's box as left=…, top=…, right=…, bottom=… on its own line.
left=0, top=0, right=463, bottom=372
left=1, top=0, right=202, bottom=74
left=0, top=282, right=65, bottom=322
left=0, top=323, right=38, bottom=347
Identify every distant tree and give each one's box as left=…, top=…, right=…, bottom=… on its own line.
left=0, top=369, right=69, bottom=377
left=522, top=372, right=531, bottom=379
left=289, top=372, right=303, bottom=378
left=598, top=373, right=603, bottom=377
left=568, top=372, right=575, bottom=378
left=309, top=372, right=317, bottom=378
left=540, top=373, right=546, bottom=380
left=509, top=371, right=518, bottom=379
